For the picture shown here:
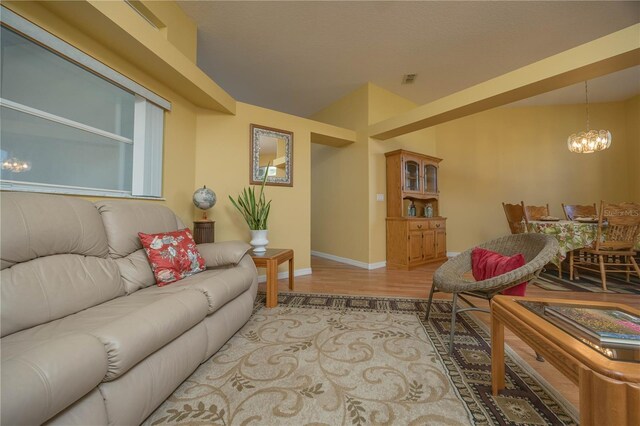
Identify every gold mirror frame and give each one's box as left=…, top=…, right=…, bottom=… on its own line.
left=250, top=124, right=293, bottom=187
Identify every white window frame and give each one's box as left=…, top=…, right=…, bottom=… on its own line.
left=0, top=6, right=171, bottom=199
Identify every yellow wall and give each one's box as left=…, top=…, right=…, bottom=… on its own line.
left=367, top=85, right=436, bottom=263
left=197, top=103, right=354, bottom=271
left=310, top=83, right=437, bottom=264
left=625, top=95, right=640, bottom=201
left=310, top=85, right=370, bottom=262
left=4, top=1, right=199, bottom=223
left=434, top=100, right=637, bottom=252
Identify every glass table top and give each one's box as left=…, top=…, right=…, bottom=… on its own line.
left=518, top=300, right=640, bottom=363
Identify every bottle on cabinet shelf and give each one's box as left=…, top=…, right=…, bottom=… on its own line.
left=408, top=201, right=416, bottom=217
left=425, top=203, right=433, bottom=218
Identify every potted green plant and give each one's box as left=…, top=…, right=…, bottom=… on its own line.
left=228, top=165, right=272, bottom=252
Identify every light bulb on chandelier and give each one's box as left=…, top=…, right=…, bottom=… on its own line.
left=2, top=157, right=31, bottom=173
left=567, top=81, right=611, bottom=154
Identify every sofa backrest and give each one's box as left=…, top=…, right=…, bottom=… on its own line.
left=94, top=200, right=185, bottom=294
left=1, top=192, right=124, bottom=337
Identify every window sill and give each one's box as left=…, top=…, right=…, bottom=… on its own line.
left=0, top=182, right=165, bottom=201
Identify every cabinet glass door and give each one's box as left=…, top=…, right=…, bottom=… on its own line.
left=424, top=164, right=438, bottom=193
left=404, top=160, right=420, bottom=192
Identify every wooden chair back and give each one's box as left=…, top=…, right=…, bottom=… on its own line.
left=595, top=202, right=640, bottom=251
left=502, top=202, right=526, bottom=234
left=524, top=204, right=550, bottom=221
left=562, top=203, right=597, bottom=220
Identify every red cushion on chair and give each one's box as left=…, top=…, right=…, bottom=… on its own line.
left=139, top=229, right=205, bottom=286
left=471, top=248, right=527, bottom=296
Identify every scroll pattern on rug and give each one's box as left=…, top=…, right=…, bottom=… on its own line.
left=145, top=307, right=471, bottom=425
left=144, top=293, right=577, bottom=425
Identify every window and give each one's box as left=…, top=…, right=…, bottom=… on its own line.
left=0, top=7, right=170, bottom=198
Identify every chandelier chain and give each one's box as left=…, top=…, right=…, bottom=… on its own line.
left=584, top=81, right=590, bottom=131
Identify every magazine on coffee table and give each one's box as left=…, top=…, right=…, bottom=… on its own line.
left=544, top=305, right=640, bottom=347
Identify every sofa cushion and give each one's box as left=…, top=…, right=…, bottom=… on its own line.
left=115, top=249, right=157, bottom=294
left=0, top=193, right=124, bottom=337
left=97, top=323, right=208, bottom=426
left=200, top=283, right=257, bottom=359
left=1, top=289, right=209, bottom=381
left=93, top=289, right=208, bottom=381
left=95, top=200, right=184, bottom=259
left=1, top=334, right=107, bottom=426
left=44, top=389, right=109, bottom=426
left=139, top=254, right=257, bottom=314
left=139, top=228, right=205, bottom=285
left=1, top=254, right=124, bottom=337
left=1, top=192, right=109, bottom=270
left=115, top=242, right=253, bottom=295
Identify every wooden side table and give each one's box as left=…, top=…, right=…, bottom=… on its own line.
left=193, top=220, right=215, bottom=244
left=250, top=248, right=294, bottom=308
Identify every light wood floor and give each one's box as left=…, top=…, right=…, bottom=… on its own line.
left=258, top=256, right=640, bottom=411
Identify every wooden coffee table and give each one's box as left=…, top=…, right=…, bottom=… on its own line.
left=491, top=296, right=640, bottom=426
left=250, top=248, right=294, bottom=308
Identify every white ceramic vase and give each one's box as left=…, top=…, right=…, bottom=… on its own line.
left=250, top=229, right=269, bottom=252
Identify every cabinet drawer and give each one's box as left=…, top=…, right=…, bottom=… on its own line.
left=429, top=220, right=446, bottom=229
left=408, top=221, right=428, bottom=231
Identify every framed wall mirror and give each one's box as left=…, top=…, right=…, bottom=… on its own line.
left=250, top=124, right=293, bottom=187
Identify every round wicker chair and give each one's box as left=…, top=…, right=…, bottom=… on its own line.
left=425, top=233, right=559, bottom=354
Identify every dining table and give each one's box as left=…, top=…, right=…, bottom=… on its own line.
left=526, top=219, right=640, bottom=266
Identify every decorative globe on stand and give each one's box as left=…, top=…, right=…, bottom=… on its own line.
left=193, top=185, right=217, bottom=219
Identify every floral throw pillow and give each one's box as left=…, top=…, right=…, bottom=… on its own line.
left=138, top=229, right=206, bottom=286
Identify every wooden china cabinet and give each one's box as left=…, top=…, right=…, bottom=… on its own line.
left=385, top=149, right=447, bottom=268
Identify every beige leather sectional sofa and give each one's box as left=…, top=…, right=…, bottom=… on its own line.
left=0, top=192, right=258, bottom=425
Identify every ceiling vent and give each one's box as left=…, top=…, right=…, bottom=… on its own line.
left=402, top=74, right=417, bottom=84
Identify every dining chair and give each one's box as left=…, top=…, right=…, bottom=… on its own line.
left=563, top=203, right=598, bottom=277
left=523, top=202, right=563, bottom=277
left=572, top=201, right=640, bottom=291
left=502, top=202, right=526, bottom=234
left=562, top=203, right=597, bottom=220
left=524, top=203, right=550, bottom=221
left=425, top=233, right=559, bottom=354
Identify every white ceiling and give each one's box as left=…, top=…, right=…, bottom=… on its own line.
left=178, top=1, right=640, bottom=118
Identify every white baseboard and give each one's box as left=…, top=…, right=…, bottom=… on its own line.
left=311, top=251, right=386, bottom=270
left=257, top=268, right=312, bottom=283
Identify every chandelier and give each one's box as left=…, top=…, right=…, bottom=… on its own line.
left=2, top=157, right=31, bottom=173
left=567, top=81, right=611, bottom=153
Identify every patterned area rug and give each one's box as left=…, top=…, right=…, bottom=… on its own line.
left=144, top=293, right=577, bottom=426
left=535, top=268, right=640, bottom=294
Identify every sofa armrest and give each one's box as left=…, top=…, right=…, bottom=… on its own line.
left=197, top=241, right=251, bottom=268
